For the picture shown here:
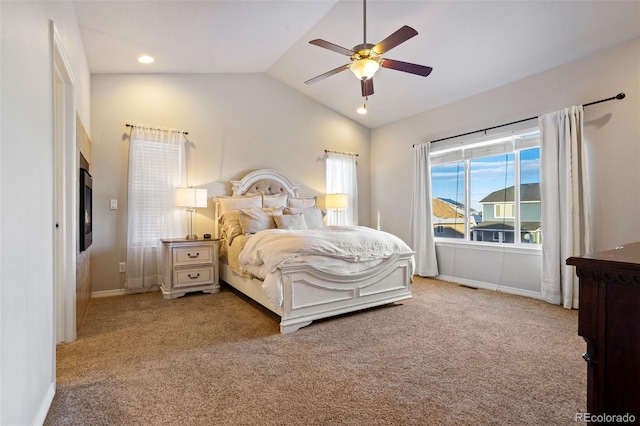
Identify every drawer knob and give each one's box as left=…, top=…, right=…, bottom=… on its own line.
left=187, top=252, right=200, bottom=259
left=188, top=273, right=200, bottom=280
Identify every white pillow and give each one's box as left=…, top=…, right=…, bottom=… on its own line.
left=216, top=193, right=262, bottom=214
left=284, top=207, right=324, bottom=229
left=274, top=213, right=308, bottom=230
left=264, top=193, right=288, bottom=208
left=239, top=206, right=282, bottom=234
left=287, top=196, right=316, bottom=208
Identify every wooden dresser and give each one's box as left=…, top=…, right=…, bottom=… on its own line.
left=567, top=242, right=640, bottom=419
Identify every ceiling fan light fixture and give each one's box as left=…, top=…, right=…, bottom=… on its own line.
left=350, top=58, right=380, bottom=80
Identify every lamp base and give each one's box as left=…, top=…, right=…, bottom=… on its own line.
left=185, top=209, right=198, bottom=240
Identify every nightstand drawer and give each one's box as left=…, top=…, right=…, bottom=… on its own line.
left=173, top=266, right=214, bottom=288
left=173, top=246, right=213, bottom=266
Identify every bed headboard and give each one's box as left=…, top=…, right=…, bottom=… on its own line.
left=214, top=169, right=301, bottom=239
left=230, top=169, right=300, bottom=197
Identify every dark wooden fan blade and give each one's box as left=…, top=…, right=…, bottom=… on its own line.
left=305, top=64, right=350, bottom=85
left=372, top=25, right=418, bottom=55
left=361, top=79, right=374, bottom=97
left=381, top=59, right=433, bottom=77
left=309, top=39, right=354, bottom=56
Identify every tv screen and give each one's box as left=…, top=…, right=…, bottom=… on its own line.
left=80, top=168, right=92, bottom=251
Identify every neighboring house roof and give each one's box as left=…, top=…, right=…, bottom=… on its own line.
left=479, top=183, right=540, bottom=204
left=439, top=198, right=465, bottom=209
left=432, top=198, right=464, bottom=219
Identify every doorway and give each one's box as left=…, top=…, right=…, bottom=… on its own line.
left=52, top=21, right=77, bottom=344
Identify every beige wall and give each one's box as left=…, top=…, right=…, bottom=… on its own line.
left=0, top=1, right=91, bottom=424
left=90, top=73, right=370, bottom=293
left=371, top=38, right=640, bottom=295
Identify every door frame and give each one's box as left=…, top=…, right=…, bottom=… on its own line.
left=52, top=21, right=77, bottom=344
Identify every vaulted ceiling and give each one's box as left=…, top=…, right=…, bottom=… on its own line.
left=74, top=0, right=640, bottom=129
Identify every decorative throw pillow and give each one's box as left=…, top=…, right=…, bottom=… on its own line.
left=239, top=206, right=283, bottom=234
left=274, top=213, right=308, bottom=230
left=219, top=210, right=242, bottom=245
left=284, top=207, right=324, bottom=229
left=287, top=196, right=317, bottom=208
left=216, top=193, right=263, bottom=215
left=264, top=193, right=288, bottom=208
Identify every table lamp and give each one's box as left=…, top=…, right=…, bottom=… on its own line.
left=325, top=193, right=348, bottom=226
left=176, top=187, right=208, bottom=239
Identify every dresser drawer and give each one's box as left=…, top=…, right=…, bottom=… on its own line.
left=173, top=246, right=213, bottom=266
left=173, top=266, right=214, bottom=288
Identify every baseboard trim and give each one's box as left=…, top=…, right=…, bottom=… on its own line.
left=91, top=287, right=160, bottom=298
left=91, top=289, right=128, bottom=298
left=436, top=275, right=544, bottom=301
left=34, top=381, right=55, bottom=426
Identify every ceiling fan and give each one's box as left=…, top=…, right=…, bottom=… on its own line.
left=304, top=0, right=433, bottom=99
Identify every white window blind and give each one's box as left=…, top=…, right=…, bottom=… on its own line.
left=128, top=139, right=185, bottom=245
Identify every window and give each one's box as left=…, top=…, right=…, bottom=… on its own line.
left=430, top=161, right=465, bottom=239
left=325, top=152, right=358, bottom=226
left=494, top=204, right=515, bottom=219
left=126, top=127, right=186, bottom=291
left=128, top=138, right=185, bottom=245
left=430, top=129, right=541, bottom=245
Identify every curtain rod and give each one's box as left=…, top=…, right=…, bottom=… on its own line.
left=325, top=149, right=359, bottom=156
left=126, top=123, right=188, bottom=135
left=413, top=92, right=625, bottom=147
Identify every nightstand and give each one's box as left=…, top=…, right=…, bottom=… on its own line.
left=160, top=238, right=219, bottom=299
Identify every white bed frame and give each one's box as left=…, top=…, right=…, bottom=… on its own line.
left=216, top=169, right=414, bottom=333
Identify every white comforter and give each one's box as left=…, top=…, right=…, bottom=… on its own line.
left=237, top=226, right=414, bottom=308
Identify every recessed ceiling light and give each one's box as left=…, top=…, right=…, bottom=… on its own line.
left=138, top=55, right=154, bottom=64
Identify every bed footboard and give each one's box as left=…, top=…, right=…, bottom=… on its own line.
left=220, top=253, right=413, bottom=334
left=278, top=253, right=414, bottom=333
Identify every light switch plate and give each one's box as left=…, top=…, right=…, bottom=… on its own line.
left=110, top=199, right=118, bottom=210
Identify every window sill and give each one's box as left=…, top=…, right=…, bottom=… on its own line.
left=434, top=239, right=542, bottom=255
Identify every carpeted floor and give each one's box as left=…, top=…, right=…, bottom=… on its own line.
left=45, top=277, right=586, bottom=425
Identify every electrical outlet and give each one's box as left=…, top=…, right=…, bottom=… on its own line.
left=119, top=262, right=126, bottom=273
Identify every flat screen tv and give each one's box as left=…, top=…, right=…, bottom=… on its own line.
left=80, top=168, right=92, bottom=251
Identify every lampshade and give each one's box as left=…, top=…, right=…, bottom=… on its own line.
left=325, top=193, right=348, bottom=210
left=176, top=188, right=208, bottom=208
left=349, top=58, right=380, bottom=80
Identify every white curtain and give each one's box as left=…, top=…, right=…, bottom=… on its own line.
left=325, top=152, right=358, bottom=226
left=410, top=143, right=438, bottom=276
left=539, top=105, right=591, bottom=309
left=126, top=126, right=186, bottom=292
